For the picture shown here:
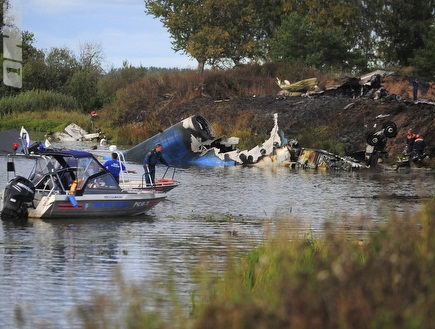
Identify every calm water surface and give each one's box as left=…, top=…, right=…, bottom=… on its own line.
left=1, top=145, right=434, bottom=328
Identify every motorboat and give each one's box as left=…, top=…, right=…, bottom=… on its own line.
left=1, top=150, right=167, bottom=220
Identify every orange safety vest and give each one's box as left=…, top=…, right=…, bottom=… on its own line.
left=69, top=180, right=77, bottom=195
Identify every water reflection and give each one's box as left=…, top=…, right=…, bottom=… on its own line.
left=1, top=152, right=434, bottom=328
left=160, top=165, right=434, bottom=224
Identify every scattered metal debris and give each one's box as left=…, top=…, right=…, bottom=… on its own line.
left=277, top=70, right=401, bottom=101
left=49, top=123, right=103, bottom=142
left=276, top=77, right=323, bottom=97
left=123, top=112, right=398, bottom=170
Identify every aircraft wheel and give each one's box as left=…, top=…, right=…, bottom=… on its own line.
left=382, top=121, right=398, bottom=138
left=367, top=133, right=387, bottom=147
left=367, top=133, right=380, bottom=146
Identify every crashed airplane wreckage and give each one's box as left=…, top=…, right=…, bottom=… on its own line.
left=123, top=114, right=398, bottom=170
left=48, top=123, right=102, bottom=142
left=276, top=70, right=401, bottom=101
left=123, top=115, right=240, bottom=167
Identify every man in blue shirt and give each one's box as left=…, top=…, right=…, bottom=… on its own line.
left=143, top=143, right=169, bottom=186
left=104, top=152, right=135, bottom=183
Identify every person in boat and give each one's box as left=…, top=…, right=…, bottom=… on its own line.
left=143, top=143, right=169, bottom=186
left=104, top=152, right=136, bottom=183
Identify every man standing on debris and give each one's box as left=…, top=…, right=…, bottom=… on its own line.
left=413, top=78, right=419, bottom=103
left=143, top=143, right=169, bottom=186
left=405, top=129, right=417, bottom=155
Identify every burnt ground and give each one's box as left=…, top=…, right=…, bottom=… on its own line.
left=173, top=75, right=435, bottom=164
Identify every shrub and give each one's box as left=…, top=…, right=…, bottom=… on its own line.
left=0, top=90, right=79, bottom=117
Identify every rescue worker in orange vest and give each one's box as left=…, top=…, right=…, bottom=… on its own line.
left=413, top=134, right=426, bottom=159
left=405, top=129, right=417, bottom=155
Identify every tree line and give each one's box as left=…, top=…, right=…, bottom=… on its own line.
left=145, top=0, right=435, bottom=75
left=1, top=0, right=434, bottom=115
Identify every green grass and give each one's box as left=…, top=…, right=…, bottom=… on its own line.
left=0, top=90, right=79, bottom=117
left=0, top=110, right=88, bottom=132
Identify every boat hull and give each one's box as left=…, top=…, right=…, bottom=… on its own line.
left=29, top=192, right=166, bottom=219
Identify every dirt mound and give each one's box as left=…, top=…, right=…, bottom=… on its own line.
left=382, top=75, right=435, bottom=101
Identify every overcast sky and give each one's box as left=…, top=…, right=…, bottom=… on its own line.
left=19, top=0, right=196, bottom=70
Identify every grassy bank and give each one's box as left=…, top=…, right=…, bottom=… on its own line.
left=71, top=198, right=435, bottom=329
left=0, top=110, right=89, bottom=135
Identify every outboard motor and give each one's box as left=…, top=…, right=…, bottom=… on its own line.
left=1, top=176, right=35, bottom=221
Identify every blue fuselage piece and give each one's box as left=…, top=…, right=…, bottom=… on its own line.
left=123, top=115, right=236, bottom=167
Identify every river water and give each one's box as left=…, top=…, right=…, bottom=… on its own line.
left=1, top=144, right=434, bottom=328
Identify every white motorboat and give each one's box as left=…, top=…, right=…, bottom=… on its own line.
left=1, top=150, right=166, bottom=220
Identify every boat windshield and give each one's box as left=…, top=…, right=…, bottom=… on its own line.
left=29, top=156, right=63, bottom=186
left=74, top=157, right=105, bottom=190
left=29, top=154, right=108, bottom=192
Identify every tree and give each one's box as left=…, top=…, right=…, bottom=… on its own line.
left=21, top=48, right=47, bottom=91
left=372, top=0, right=435, bottom=66
left=45, top=47, right=78, bottom=93
left=66, top=42, right=105, bottom=112
left=78, top=42, right=104, bottom=73
left=200, top=0, right=270, bottom=66
left=144, top=0, right=275, bottom=72
left=98, top=61, right=148, bottom=104
left=281, top=0, right=362, bottom=48
left=144, top=0, right=221, bottom=71
left=67, top=69, right=102, bottom=113
left=269, top=13, right=365, bottom=71
left=354, top=1, right=382, bottom=66
left=269, top=14, right=311, bottom=64
left=411, top=23, right=435, bottom=79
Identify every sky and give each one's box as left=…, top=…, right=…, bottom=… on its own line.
left=17, top=0, right=197, bottom=70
